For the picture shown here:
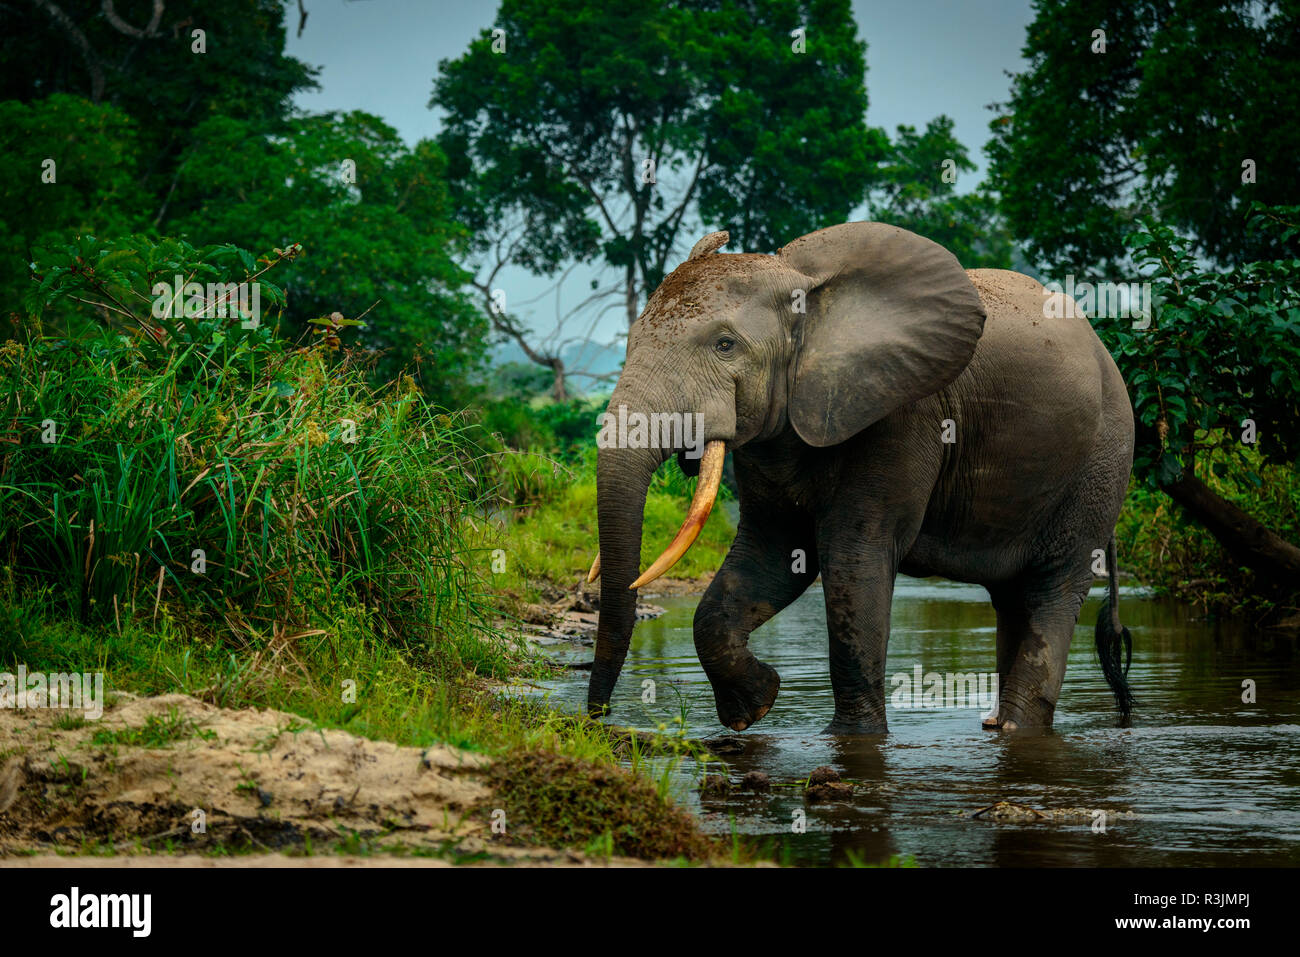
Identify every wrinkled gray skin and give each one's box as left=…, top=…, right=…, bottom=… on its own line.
left=589, top=222, right=1134, bottom=734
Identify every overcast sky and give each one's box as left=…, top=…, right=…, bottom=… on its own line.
left=283, top=0, right=1035, bottom=363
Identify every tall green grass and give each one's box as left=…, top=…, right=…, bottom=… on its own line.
left=0, top=324, right=510, bottom=678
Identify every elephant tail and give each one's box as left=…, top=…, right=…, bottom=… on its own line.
left=1094, top=535, right=1135, bottom=723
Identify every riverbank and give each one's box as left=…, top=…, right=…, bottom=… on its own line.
left=0, top=331, right=751, bottom=866
left=0, top=582, right=762, bottom=865
left=0, top=691, right=733, bottom=864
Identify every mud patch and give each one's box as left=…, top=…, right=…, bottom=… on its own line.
left=0, top=693, right=489, bottom=856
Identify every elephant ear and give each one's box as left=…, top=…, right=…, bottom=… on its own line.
left=779, top=222, right=987, bottom=447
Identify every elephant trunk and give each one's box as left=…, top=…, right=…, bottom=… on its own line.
left=586, top=389, right=727, bottom=717
left=587, top=437, right=661, bottom=717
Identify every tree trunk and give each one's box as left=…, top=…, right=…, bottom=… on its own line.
left=1160, top=468, right=1300, bottom=584
left=550, top=358, right=568, bottom=403
left=625, top=262, right=637, bottom=328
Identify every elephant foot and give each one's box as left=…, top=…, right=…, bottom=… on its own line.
left=981, top=712, right=1019, bottom=731
left=822, top=716, right=887, bottom=735
left=712, top=659, right=780, bottom=731
left=982, top=693, right=1052, bottom=731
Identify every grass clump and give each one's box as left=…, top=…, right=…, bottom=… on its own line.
left=1, top=241, right=509, bottom=679
left=483, top=750, right=719, bottom=862
left=91, top=706, right=214, bottom=748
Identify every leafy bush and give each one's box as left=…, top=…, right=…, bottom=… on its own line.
left=1103, top=204, right=1300, bottom=615
left=3, top=234, right=506, bottom=675
left=1105, top=203, right=1300, bottom=487
left=0, top=95, right=145, bottom=312
left=1119, top=448, right=1300, bottom=618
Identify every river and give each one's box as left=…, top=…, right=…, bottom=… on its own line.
left=523, top=576, right=1300, bottom=866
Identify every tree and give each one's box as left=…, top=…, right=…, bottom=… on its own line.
left=433, top=0, right=886, bottom=392
left=169, top=112, right=490, bottom=398
left=2, top=7, right=490, bottom=397
left=869, top=116, right=1013, bottom=269
left=0, top=94, right=145, bottom=311
left=986, top=0, right=1300, bottom=272
left=7, top=1, right=318, bottom=223
left=1100, top=204, right=1300, bottom=593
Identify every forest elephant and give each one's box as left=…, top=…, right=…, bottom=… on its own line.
left=587, top=222, right=1135, bottom=734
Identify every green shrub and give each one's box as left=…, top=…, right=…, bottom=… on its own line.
left=1118, top=438, right=1300, bottom=617
left=2, top=234, right=507, bottom=676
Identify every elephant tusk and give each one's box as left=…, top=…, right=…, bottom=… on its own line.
left=630, top=440, right=726, bottom=590
left=587, top=553, right=601, bottom=583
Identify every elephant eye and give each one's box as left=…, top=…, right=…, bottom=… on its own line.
left=714, top=336, right=736, bottom=355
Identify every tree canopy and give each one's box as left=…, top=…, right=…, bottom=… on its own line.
left=2, top=2, right=489, bottom=398
left=7, top=0, right=318, bottom=214
left=434, top=0, right=888, bottom=330
left=987, top=0, right=1300, bottom=272
left=168, top=112, right=488, bottom=393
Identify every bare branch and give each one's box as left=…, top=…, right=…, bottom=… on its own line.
left=654, top=143, right=710, bottom=275
left=101, top=0, right=164, bottom=38
left=30, top=0, right=105, bottom=101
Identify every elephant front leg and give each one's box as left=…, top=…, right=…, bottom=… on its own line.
left=819, top=551, right=897, bottom=735
left=694, top=518, right=818, bottom=731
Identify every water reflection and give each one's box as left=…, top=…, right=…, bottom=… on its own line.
left=526, top=577, right=1300, bottom=866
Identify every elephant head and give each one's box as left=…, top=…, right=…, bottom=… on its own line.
left=587, top=222, right=987, bottom=717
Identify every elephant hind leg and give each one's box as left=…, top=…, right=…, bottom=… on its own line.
left=983, top=575, right=1090, bottom=730
left=983, top=585, right=1027, bottom=729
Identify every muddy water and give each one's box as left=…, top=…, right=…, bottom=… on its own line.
left=527, top=578, right=1300, bottom=867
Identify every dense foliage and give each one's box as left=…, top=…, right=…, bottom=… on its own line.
left=1, top=1, right=489, bottom=401
left=1105, top=205, right=1300, bottom=486
left=434, top=0, right=888, bottom=331
left=1098, top=204, right=1300, bottom=609
left=5, top=237, right=501, bottom=672
left=166, top=111, right=488, bottom=392
left=987, top=0, right=1300, bottom=271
